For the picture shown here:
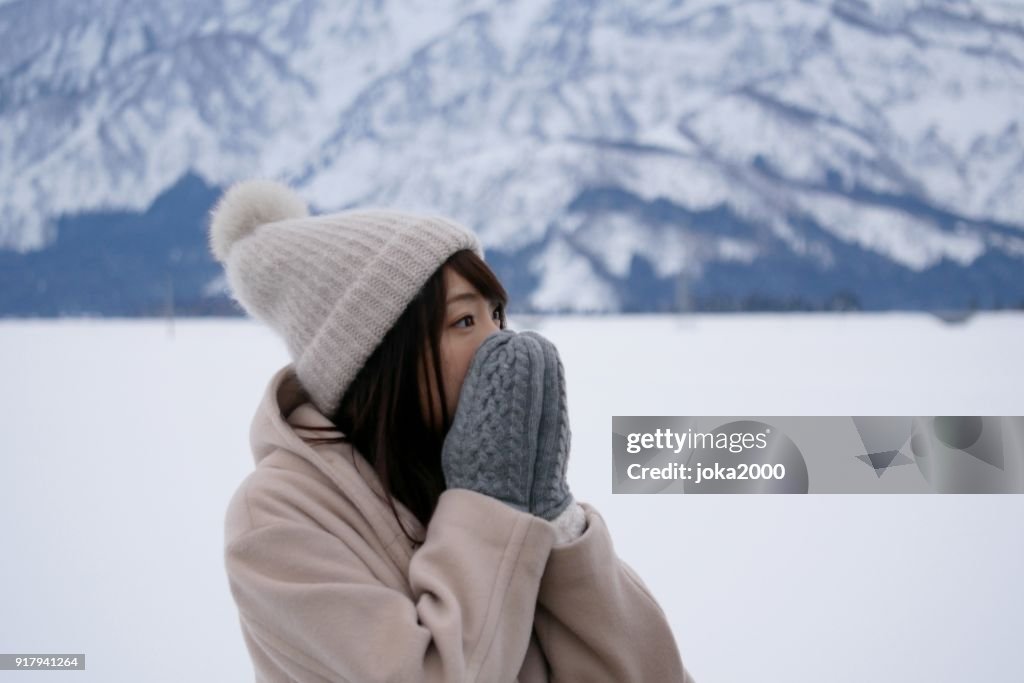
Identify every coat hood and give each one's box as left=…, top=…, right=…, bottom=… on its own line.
left=246, top=363, right=426, bottom=566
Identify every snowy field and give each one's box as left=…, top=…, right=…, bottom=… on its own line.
left=1, top=312, right=1022, bottom=682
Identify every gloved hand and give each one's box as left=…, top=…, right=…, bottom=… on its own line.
left=518, top=331, right=574, bottom=521
left=440, top=329, right=546, bottom=513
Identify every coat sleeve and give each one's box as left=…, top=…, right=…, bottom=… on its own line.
left=224, top=487, right=558, bottom=683
left=533, top=502, right=697, bottom=683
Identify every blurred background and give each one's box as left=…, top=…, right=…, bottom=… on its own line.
left=1, top=0, right=1023, bottom=317
left=2, top=1, right=1023, bottom=682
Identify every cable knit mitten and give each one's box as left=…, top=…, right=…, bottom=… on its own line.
left=441, top=329, right=547, bottom=513
left=518, top=330, right=574, bottom=521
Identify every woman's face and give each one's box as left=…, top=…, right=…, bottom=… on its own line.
left=419, top=266, right=504, bottom=431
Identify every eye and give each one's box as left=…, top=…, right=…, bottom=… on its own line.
left=453, top=304, right=503, bottom=329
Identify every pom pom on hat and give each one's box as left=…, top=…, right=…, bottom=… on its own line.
left=208, top=178, right=310, bottom=263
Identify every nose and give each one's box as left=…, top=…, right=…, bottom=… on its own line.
left=480, top=327, right=516, bottom=350
left=482, top=326, right=504, bottom=345
left=484, top=312, right=504, bottom=336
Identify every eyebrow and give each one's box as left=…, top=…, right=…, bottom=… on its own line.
left=446, top=292, right=483, bottom=306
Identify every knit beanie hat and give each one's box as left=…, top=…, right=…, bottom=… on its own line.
left=207, top=178, right=486, bottom=417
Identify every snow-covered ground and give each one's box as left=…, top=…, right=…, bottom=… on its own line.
left=1, top=312, right=1022, bottom=682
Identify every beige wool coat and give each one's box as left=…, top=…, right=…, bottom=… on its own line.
left=223, top=363, right=696, bottom=682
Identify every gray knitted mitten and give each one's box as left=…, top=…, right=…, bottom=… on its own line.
left=518, top=331, right=574, bottom=521
left=440, top=329, right=547, bottom=513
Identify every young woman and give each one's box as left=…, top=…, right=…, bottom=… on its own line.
left=209, top=179, right=696, bottom=682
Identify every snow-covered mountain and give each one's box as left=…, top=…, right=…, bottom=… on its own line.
left=2, top=0, right=1023, bottom=314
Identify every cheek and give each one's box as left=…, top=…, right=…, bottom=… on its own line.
left=442, top=345, right=474, bottom=412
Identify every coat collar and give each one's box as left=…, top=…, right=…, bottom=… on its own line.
left=248, top=363, right=425, bottom=569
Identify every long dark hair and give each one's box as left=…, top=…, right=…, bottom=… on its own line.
left=292, top=248, right=508, bottom=546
